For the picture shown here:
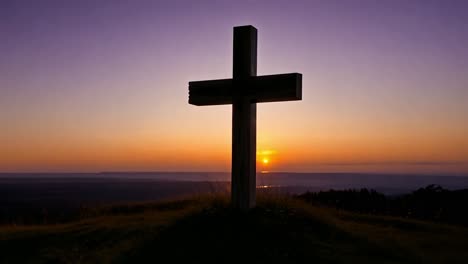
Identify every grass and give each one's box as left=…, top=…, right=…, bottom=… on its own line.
left=1, top=193, right=467, bottom=263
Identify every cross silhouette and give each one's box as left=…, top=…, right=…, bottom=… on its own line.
left=189, top=25, right=302, bottom=210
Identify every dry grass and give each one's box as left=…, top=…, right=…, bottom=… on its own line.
left=1, top=193, right=468, bottom=264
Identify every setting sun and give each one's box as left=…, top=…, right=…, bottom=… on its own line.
left=262, top=158, right=269, bottom=164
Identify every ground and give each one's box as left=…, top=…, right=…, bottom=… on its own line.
left=1, top=194, right=467, bottom=264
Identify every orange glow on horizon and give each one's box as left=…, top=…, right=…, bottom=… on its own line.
left=257, top=149, right=275, bottom=172
left=1, top=131, right=467, bottom=174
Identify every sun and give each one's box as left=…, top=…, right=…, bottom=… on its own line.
left=262, top=157, right=269, bottom=164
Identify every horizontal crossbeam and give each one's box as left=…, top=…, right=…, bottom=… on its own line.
left=189, top=73, right=302, bottom=106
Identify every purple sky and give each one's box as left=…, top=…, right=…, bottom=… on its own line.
left=1, top=0, right=467, bottom=174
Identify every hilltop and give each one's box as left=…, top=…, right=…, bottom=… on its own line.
left=1, top=194, right=468, bottom=264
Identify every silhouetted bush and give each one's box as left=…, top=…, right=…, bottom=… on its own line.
left=297, top=185, right=468, bottom=226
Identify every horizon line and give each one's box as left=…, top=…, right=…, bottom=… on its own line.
left=0, top=171, right=467, bottom=177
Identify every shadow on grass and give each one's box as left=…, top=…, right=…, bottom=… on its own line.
left=2, top=194, right=455, bottom=264
left=118, top=196, right=416, bottom=264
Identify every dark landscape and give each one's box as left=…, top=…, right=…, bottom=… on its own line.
left=1, top=173, right=468, bottom=263
left=2, top=190, right=468, bottom=264
left=2, top=173, right=468, bottom=226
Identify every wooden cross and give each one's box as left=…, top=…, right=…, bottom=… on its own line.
left=188, top=25, right=302, bottom=210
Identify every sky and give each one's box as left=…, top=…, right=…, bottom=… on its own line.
left=1, top=0, right=467, bottom=174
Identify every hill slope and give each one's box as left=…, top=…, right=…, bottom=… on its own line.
left=1, top=195, right=467, bottom=264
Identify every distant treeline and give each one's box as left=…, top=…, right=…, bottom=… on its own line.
left=297, top=185, right=468, bottom=226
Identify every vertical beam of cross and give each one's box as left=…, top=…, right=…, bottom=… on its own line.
left=232, top=26, right=257, bottom=209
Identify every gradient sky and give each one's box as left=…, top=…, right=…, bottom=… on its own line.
left=1, top=0, right=467, bottom=174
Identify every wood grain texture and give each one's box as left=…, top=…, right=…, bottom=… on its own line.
left=231, top=25, right=257, bottom=210
left=188, top=73, right=302, bottom=106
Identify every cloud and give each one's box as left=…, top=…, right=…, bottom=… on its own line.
left=257, top=150, right=277, bottom=156
left=314, top=161, right=468, bottom=166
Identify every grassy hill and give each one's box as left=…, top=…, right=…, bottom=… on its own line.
left=1, top=194, right=467, bottom=264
